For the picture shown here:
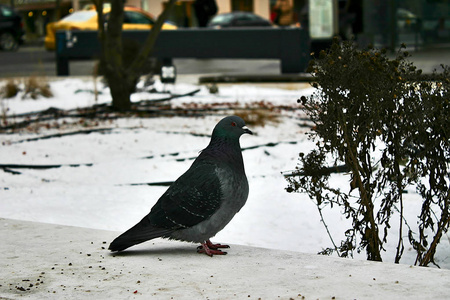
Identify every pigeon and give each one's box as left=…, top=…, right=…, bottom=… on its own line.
left=109, top=116, right=252, bottom=256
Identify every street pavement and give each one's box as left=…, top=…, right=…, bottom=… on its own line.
left=0, top=42, right=448, bottom=79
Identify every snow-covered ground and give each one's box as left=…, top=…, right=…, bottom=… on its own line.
left=1, top=77, right=449, bottom=269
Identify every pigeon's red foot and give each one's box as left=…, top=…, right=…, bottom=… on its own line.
left=197, top=240, right=230, bottom=256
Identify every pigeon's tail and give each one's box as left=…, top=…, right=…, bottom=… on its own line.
left=109, top=216, right=174, bottom=252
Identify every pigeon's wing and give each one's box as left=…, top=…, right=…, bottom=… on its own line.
left=148, top=162, right=222, bottom=229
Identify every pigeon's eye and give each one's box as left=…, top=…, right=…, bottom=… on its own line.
left=231, top=122, right=237, bottom=127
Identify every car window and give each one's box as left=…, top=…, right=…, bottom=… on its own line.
left=1, top=6, right=14, bottom=17
left=250, top=14, right=263, bottom=21
left=124, top=11, right=154, bottom=25
left=237, top=14, right=253, bottom=21
left=62, top=11, right=97, bottom=22
left=209, top=14, right=234, bottom=25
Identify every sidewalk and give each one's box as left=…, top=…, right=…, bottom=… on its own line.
left=197, top=44, right=450, bottom=84
left=1, top=218, right=449, bottom=299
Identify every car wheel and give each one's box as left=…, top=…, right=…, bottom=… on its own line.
left=0, top=32, right=19, bottom=51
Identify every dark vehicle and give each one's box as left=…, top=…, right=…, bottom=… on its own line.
left=207, top=11, right=273, bottom=28
left=0, top=4, right=24, bottom=51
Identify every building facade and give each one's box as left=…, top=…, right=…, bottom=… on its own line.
left=0, top=0, right=274, bottom=38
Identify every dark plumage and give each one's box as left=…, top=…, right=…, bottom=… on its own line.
left=109, top=116, right=252, bottom=256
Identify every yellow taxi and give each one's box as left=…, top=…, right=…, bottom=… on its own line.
left=44, top=5, right=177, bottom=51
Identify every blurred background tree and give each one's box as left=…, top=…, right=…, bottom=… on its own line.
left=91, top=0, right=176, bottom=111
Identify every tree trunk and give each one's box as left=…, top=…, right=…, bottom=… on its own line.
left=108, top=76, right=133, bottom=111
left=127, top=0, right=177, bottom=78
left=101, top=0, right=130, bottom=111
left=92, top=0, right=177, bottom=112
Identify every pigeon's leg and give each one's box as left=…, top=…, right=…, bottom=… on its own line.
left=205, top=239, right=230, bottom=249
left=197, top=240, right=229, bottom=256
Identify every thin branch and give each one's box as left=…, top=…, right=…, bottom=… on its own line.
left=11, top=128, right=114, bottom=144
left=394, top=196, right=405, bottom=263
left=0, top=163, right=93, bottom=170
left=317, top=203, right=341, bottom=257
left=128, top=0, right=177, bottom=76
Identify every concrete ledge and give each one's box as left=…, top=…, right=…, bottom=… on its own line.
left=1, top=218, right=449, bottom=299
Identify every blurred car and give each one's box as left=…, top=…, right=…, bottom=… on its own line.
left=397, top=8, right=419, bottom=32
left=45, top=6, right=177, bottom=51
left=207, top=11, right=273, bottom=28
left=0, top=4, right=24, bottom=51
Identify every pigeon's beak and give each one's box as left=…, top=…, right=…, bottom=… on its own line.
left=242, top=126, right=253, bottom=135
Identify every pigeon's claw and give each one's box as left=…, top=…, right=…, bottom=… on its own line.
left=197, top=240, right=229, bottom=256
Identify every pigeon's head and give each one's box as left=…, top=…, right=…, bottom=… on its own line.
left=212, top=116, right=253, bottom=139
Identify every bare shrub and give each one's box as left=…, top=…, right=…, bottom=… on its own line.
left=23, top=76, right=53, bottom=100
left=287, top=40, right=450, bottom=267
left=1, top=79, right=20, bottom=98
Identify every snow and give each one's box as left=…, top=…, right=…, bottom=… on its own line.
left=1, top=77, right=449, bottom=269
